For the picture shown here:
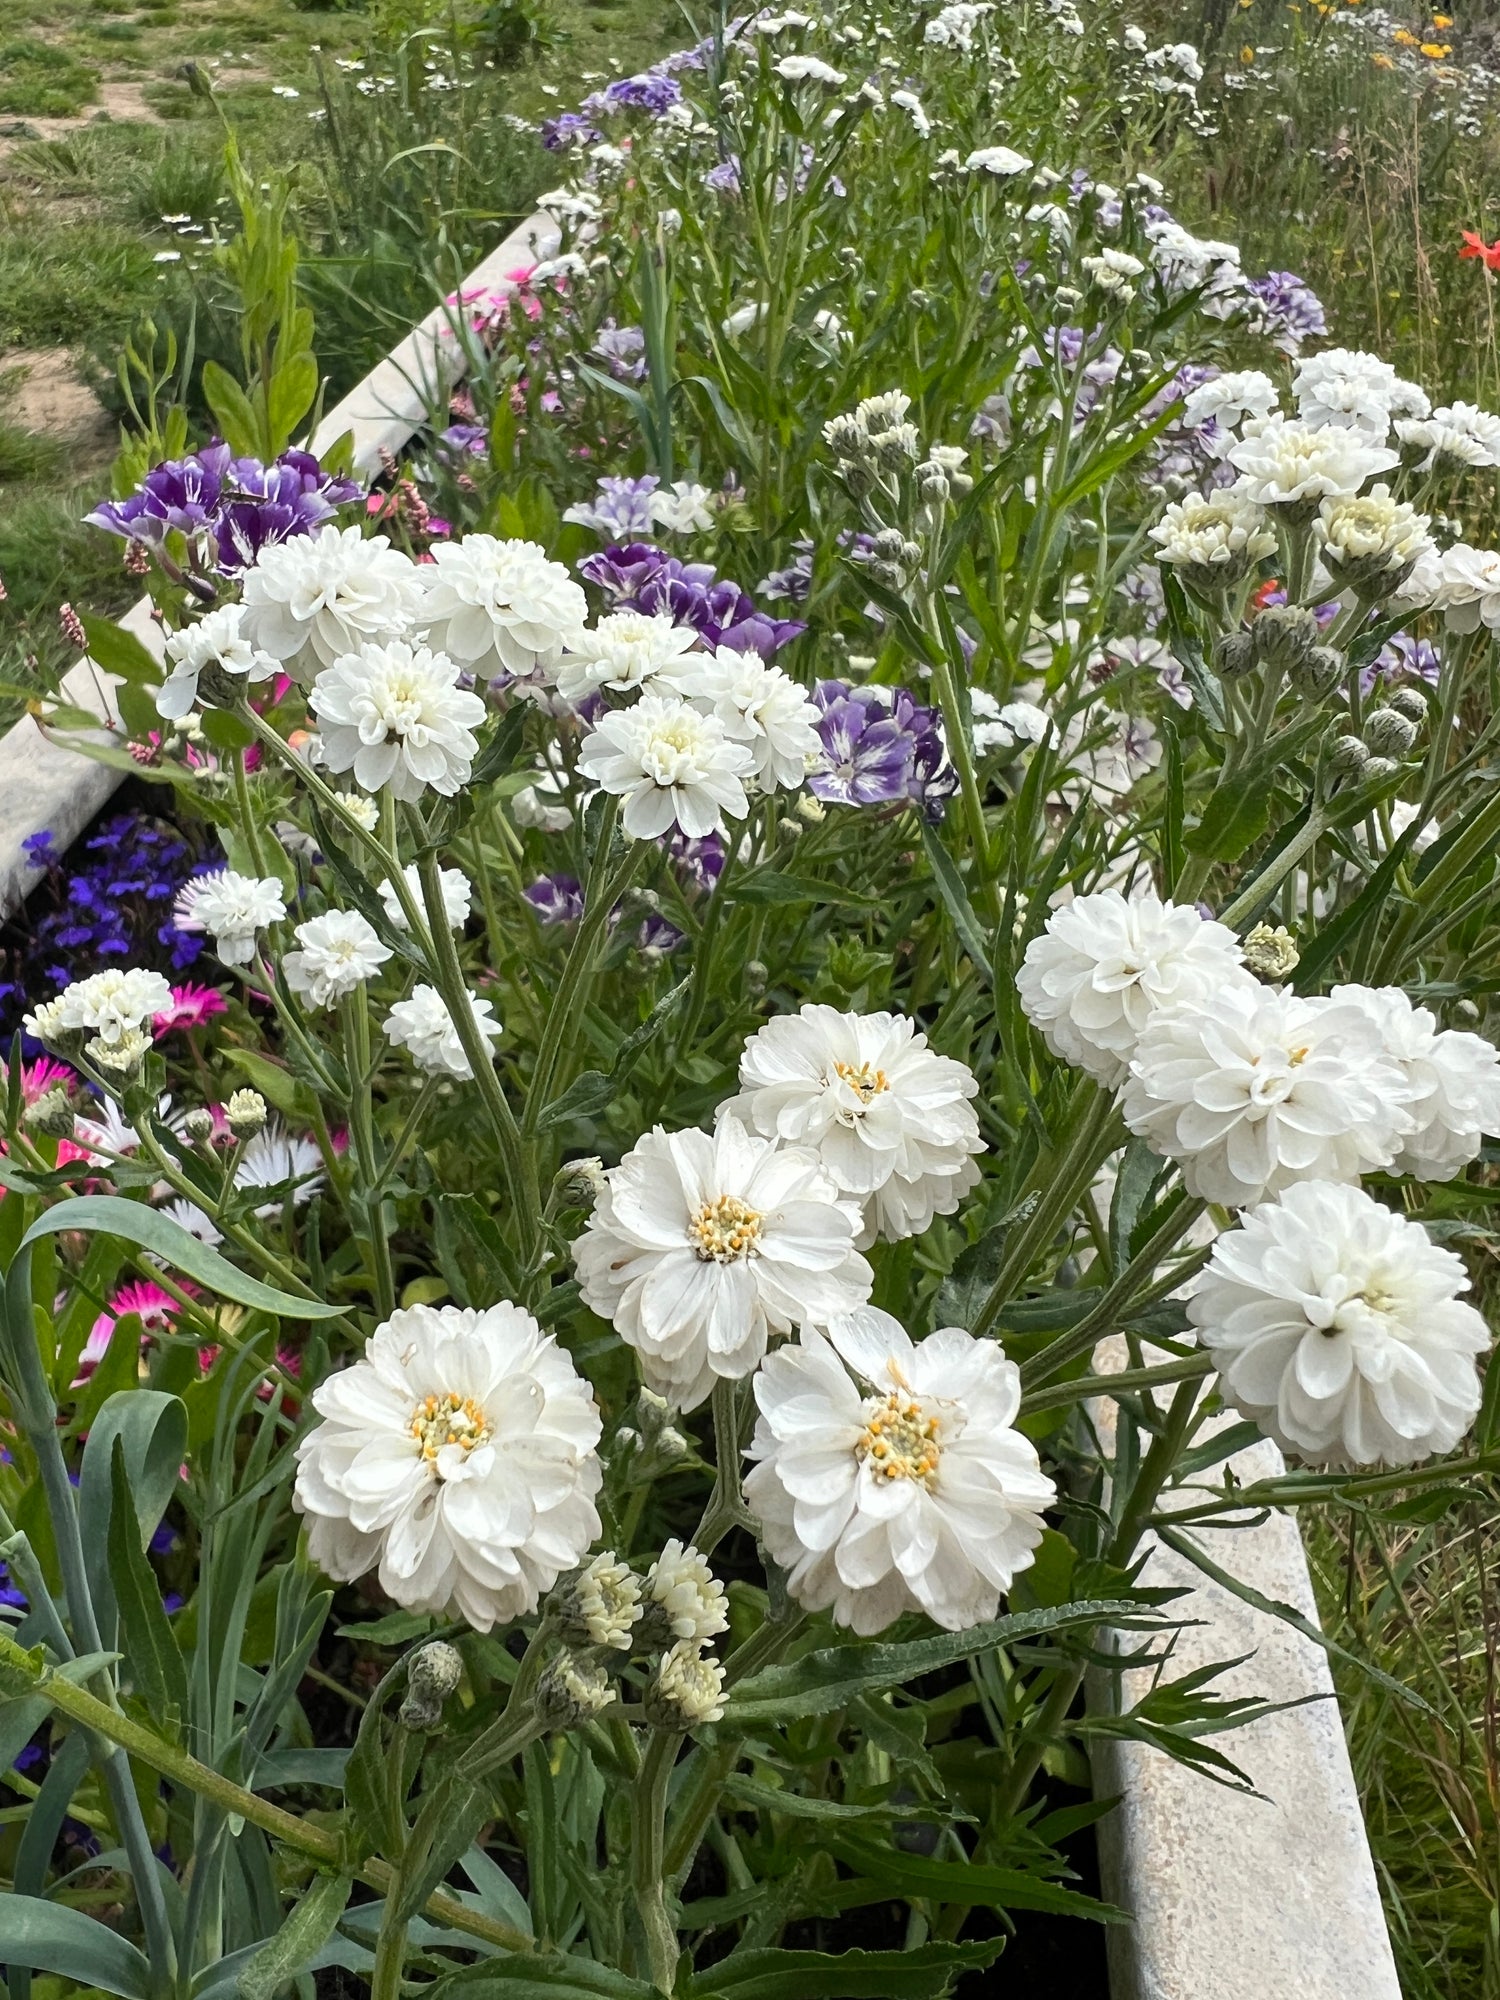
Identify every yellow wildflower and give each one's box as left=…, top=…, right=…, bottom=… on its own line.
left=1432, top=12, right=1453, bottom=23
left=1421, top=39, right=1451, bottom=52
left=1392, top=26, right=1419, bottom=42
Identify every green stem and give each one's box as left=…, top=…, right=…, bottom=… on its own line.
left=341, top=990, right=395, bottom=1320
left=231, top=748, right=269, bottom=880
left=1217, top=808, right=1328, bottom=932
left=692, top=1378, right=755, bottom=1556
left=369, top=1079, right=438, bottom=1202
left=632, top=1730, right=681, bottom=1993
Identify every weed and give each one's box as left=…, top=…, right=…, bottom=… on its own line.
left=0, top=38, right=99, bottom=119
left=0, top=420, right=67, bottom=485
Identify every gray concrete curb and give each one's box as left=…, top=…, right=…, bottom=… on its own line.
left=0, top=210, right=561, bottom=920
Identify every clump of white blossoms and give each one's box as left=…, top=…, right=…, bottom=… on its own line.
left=25, top=966, right=173, bottom=1049
left=1180, top=369, right=1279, bottom=438
left=385, top=984, right=501, bottom=1079
left=1226, top=416, right=1399, bottom=511
left=555, top=1551, right=642, bottom=1652
left=1082, top=248, right=1144, bottom=298
left=310, top=641, right=486, bottom=802
left=1396, top=400, right=1500, bottom=473
left=970, top=690, right=1050, bottom=757
left=240, top=526, right=424, bottom=679
left=293, top=1301, right=603, bottom=1630
left=1121, top=985, right=1413, bottom=1208
left=157, top=603, right=280, bottom=720
left=965, top=144, right=1032, bottom=177
left=176, top=869, right=287, bottom=968
left=673, top=647, right=823, bottom=793
left=573, top=1116, right=871, bottom=1411
left=744, top=1310, right=1056, bottom=1634
left=1291, top=347, right=1429, bottom=439
left=554, top=610, right=701, bottom=705
left=1017, top=890, right=1248, bottom=1088
left=1148, top=492, right=1276, bottom=587
left=645, top=1539, right=729, bottom=1642
left=1328, top=985, right=1500, bottom=1181
left=1317, top=486, right=1433, bottom=599
left=283, top=909, right=392, bottom=1010
left=645, top=1641, right=726, bottom=1727
left=577, top=695, right=754, bottom=839
left=1190, top=1182, right=1489, bottom=1467
left=380, top=863, right=473, bottom=934
left=723, top=1005, right=983, bottom=1244
left=1432, top=545, right=1500, bottom=633
left=417, top=535, right=587, bottom=680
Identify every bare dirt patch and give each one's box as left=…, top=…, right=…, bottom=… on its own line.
left=2, top=349, right=116, bottom=468
left=0, top=78, right=162, bottom=158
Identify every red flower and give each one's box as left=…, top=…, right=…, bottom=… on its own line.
left=1460, top=230, right=1500, bottom=271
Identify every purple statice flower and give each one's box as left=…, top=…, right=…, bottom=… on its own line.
left=542, top=110, right=603, bottom=150
left=704, top=156, right=742, bottom=196
left=525, top=875, right=586, bottom=925
left=808, top=681, right=957, bottom=821
left=761, top=538, right=814, bottom=604
left=603, top=71, right=683, bottom=114
left=668, top=832, right=725, bottom=895
left=1246, top=271, right=1327, bottom=356
left=578, top=544, right=805, bottom=654
left=436, top=423, right=489, bottom=462
left=1361, top=631, right=1441, bottom=698
left=86, top=443, right=230, bottom=546
left=593, top=322, right=648, bottom=382
left=564, top=475, right=660, bottom=541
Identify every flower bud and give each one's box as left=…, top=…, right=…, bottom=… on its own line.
left=399, top=1640, right=463, bottom=1731
left=1287, top=644, right=1343, bottom=701
left=87, top=1027, right=152, bottom=1079
left=554, top=1552, right=643, bottom=1652
left=1386, top=686, right=1429, bottom=725
left=1360, top=754, right=1400, bottom=784
left=1364, top=707, right=1419, bottom=759
left=745, top=960, right=768, bottom=997
left=870, top=422, right=920, bottom=467
left=183, top=1107, right=216, bottom=1143
left=1252, top=605, right=1319, bottom=672
left=24, top=1088, right=74, bottom=1140
left=644, top=1641, right=726, bottom=1730
left=872, top=528, right=908, bottom=562
left=1329, top=734, right=1370, bottom=780
left=1241, top=922, right=1300, bottom=982
left=644, top=1539, right=729, bottom=1648
left=23, top=998, right=68, bottom=1048
left=1211, top=631, right=1255, bottom=680
left=224, top=1088, right=267, bottom=1140
left=535, top=1653, right=617, bottom=1730
left=554, top=1156, right=607, bottom=1210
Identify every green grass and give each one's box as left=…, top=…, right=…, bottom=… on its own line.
left=0, top=37, right=99, bottom=118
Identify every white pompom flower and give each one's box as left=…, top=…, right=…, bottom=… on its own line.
left=240, top=525, right=424, bottom=680
left=1226, top=417, right=1398, bottom=509
left=310, top=641, right=486, bottom=803
left=417, top=535, right=588, bottom=681
left=175, top=870, right=287, bottom=968
left=1121, top=985, right=1414, bottom=1207
left=645, top=1539, right=729, bottom=1642
left=572, top=1116, right=872, bottom=1412
left=1017, top=890, right=1251, bottom=1088
left=26, top=967, right=173, bottom=1049
left=723, top=1005, right=984, bottom=1245
left=385, top=983, right=501, bottom=1079
left=293, top=1301, right=603, bottom=1630
left=283, top=909, right=393, bottom=1010
left=669, top=647, right=823, bottom=794
left=380, top=863, right=473, bottom=934
left=576, top=694, right=754, bottom=840
left=1328, top=984, right=1500, bottom=1181
left=554, top=610, right=702, bottom=706
left=157, top=603, right=280, bottom=720
left=744, top=1309, right=1056, bottom=1635
left=1189, top=1181, right=1488, bottom=1467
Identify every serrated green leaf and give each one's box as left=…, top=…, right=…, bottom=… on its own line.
left=826, top=1836, right=1123, bottom=1922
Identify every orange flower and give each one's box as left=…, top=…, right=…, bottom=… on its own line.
left=1432, top=12, right=1453, bottom=23
left=1372, top=48, right=1395, bottom=61
left=1460, top=230, right=1500, bottom=271
left=1421, top=39, right=1452, bottom=53
left=1392, top=26, right=1419, bottom=43
left=1241, top=40, right=1257, bottom=56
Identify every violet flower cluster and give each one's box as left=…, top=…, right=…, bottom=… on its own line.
left=809, top=681, right=958, bottom=820
left=579, top=544, right=806, bottom=655
left=87, top=444, right=363, bottom=577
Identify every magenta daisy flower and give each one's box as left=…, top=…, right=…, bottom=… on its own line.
left=153, top=983, right=229, bottom=1034
left=21, top=1057, right=74, bottom=1105
left=76, top=1280, right=187, bottom=1385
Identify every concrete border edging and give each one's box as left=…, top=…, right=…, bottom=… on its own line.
left=0, top=210, right=560, bottom=920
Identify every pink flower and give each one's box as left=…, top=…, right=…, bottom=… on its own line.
left=154, top=984, right=228, bottom=1034
left=21, top=1057, right=74, bottom=1105
left=77, top=1280, right=187, bottom=1385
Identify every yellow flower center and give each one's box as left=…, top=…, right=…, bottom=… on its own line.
left=833, top=1059, right=890, bottom=1103
left=410, top=1391, right=492, bottom=1463
left=688, top=1194, right=764, bottom=1263
left=857, top=1391, right=942, bottom=1484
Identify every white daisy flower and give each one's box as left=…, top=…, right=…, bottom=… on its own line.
left=553, top=611, right=702, bottom=707
left=649, top=481, right=716, bottom=534
left=723, top=1005, right=984, bottom=1244
left=1189, top=1181, right=1488, bottom=1466
left=1121, top=985, right=1415, bottom=1208
left=1148, top=492, right=1277, bottom=578
left=576, top=694, right=754, bottom=840
left=175, top=870, right=287, bottom=968
left=969, top=690, right=1050, bottom=757
left=233, top=1121, right=326, bottom=1217
left=668, top=646, right=822, bottom=793
left=385, top=983, right=501, bottom=1080
left=774, top=53, right=847, bottom=83
left=1179, top=369, right=1280, bottom=438
left=645, top=1641, right=726, bottom=1726
left=1291, top=347, right=1428, bottom=440
left=282, top=909, right=393, bottom=1010
left=293, top=1300, right=603, bottom=1630
left=1317, top=486, right=1433, bottom=594
left=417, top=535, right=587, bottom=681
left=1226, top=416, right=1399, bottom=508
left=28, top=967, right=173, bottom=1049
left=1328, top=985, right=1500, bottom=1182
left=965, top=144, right=1033, bottom=177
left=379, top=863, right=473, bottom=934
left=1396, top=400, right=1500, bottom=473
left=157, top=603, right=280, bottom=720
left=159, top=1196, right=224, bottom=1247
left=1432, top=544, right=1500, bottom=633
left=1017, top=890, right=1251, bottom=1088
left=310, top=641, right=486, bottom=803
left=240, top=525, right=424, bottom=680
left=572, top=1116, right=872, bottom=1412
left=744, top=1309, right=1056, bottom=1634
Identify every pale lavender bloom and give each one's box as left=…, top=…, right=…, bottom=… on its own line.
left=593, top=322, right=648, bottom=381
left=542, top=110, right=602, bottom=150
left=760, top=539, right=814, bottom=604
left=704, top=156, right=742, bottom=195
left=564, top=476, right=661, bottom=540
left=809, top=682, right=957, bottom=820
left=1361, top=631, right=1441, bottom=698
left=602, top=71, right=682, bottom=113
left=1246, top=271, right=1326, bottom=355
